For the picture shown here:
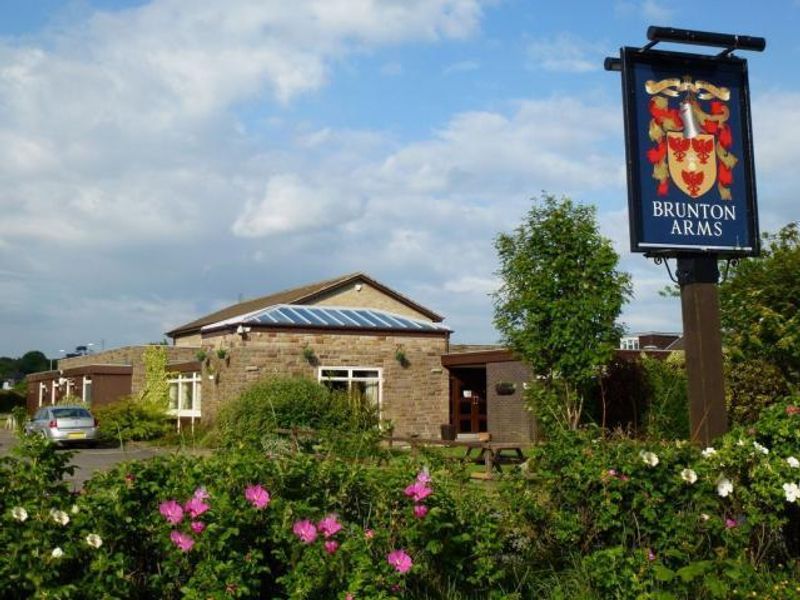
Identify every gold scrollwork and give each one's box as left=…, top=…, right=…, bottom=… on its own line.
left=645, top=77, right=730, bottom=101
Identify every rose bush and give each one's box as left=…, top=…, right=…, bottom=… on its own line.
left=1, top=395, right=799, bottom=598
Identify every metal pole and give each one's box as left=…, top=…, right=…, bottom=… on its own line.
left=676, top=255, right=728, bottom=445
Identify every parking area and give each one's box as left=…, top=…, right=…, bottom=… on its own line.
left=0, top=425, right=167, bottom=489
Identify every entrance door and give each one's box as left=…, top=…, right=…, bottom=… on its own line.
left=450, top=368, right=487, bottom=434
left=456, top=389, right=487, bottom=433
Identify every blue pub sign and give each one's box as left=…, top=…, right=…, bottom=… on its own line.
left=620, top=47, right=759, bottom=256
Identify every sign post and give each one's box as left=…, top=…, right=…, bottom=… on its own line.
left=606, top=27, right=765, bottom=446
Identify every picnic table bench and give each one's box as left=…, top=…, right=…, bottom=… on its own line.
left=385, top=437, right=527, bottom=478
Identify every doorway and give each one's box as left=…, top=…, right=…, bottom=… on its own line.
left=449, top=367, right=487, bottom=434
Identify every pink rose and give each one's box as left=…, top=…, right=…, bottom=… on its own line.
left=192, top=487, right=210, bottom=500
left=159, top=500, right=184, bottom=525
left=190, top=521, right=206, bottom=534
left=415, top=470, right=432, bottom=485
left=170, top=530, right=194, bottom=552
left=324, top=540, right=339, bottom=555
left=318, top=515, right=343, bottom=539
left=184, top=496, right=209, bottom=519
left=403, top=482, right=432, bottom=503
left=293, top=519, right=318, bottom=544
left=364, top=528, right=375, bottom=539
left=387, top=549, right=413, bottom=574
left=244, top=484, right=270, bottom=509
left=413, top=504, right=428, bottom=519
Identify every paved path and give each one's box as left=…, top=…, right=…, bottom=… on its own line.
left=0, top=425, right=167, bottom=489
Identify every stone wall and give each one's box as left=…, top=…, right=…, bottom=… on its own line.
left=486, top=361, right=536, bottom=442
left=198, top=330, right=449, bottom=437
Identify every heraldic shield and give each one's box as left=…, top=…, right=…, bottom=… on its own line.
left=666, top=131, right=716, bottom=198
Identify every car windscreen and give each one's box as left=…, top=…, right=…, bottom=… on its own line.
left=52, top=408, right=92, bottom=419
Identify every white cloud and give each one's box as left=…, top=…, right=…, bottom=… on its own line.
left=640, top=0, right=674, bottom=23
left=526, top=33, right=608, bottom=73
left=232, top=173, right=366, bottom=237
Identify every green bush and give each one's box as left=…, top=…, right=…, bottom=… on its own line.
left=3, top=393, right=800, bottom=598
left=0, top=389, right=25, bottom=413
left=94, top=396, right=171, bottom=443
left=640, top=352, right=689, bottom=440
left=217, top=376, right=379, bottom=451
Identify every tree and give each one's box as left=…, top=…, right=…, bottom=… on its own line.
left=493, top=194, right=632, bottom=429
left=720, top=222, right=800, bottom=422
left=17, top=351, right=49, bottom=375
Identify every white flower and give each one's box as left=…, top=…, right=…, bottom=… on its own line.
left=680, top=468, right=698, bottom=484
left=51, top=547, right=64, bottom=559
left=787, top=457, right=799, bottom=469
left=50, top=509, right=70, bottom=526
left=783, top=482, right=800, bottom=503
left=736, top=438, right=746, bottom=447
left=85, top=533, right=103, bottom=549
left=700, top=513, right=710, bottom=522
left=701, top=447, right=717, bottom=458
left=70, top=504, right=80, bottom=514
left=640, top=451, right=659, bottom=467
left=11, top=507, right=28, bottom=522
left=753, top=441, right=769, bottom=455
left=717, top=477, right=734, bottom=498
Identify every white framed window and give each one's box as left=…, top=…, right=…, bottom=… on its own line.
left=82, top=376, right=93, bottom=404
left=167, top=372, right=202, bottom=418
left=620, top=336, right=640, bottom=351
left=38, top=382, right=46, bottom=407
left=318, top=366, right=383, bottom=417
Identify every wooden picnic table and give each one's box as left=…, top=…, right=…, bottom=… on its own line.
left=385, top=437, right=528, bottom=477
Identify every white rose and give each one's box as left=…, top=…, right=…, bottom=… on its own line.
left=640, top=451, right=659, bottom=467
left=51, top=547, right=64, bottom=558
left=85, top=533, right=103, bottom=549
left=787, top=457, right=799, bottom=469
left=716, top=477, right=733, bottom=498
left=50, top=509, right=70, bottom=526
left=753, top=441, right=769, bottom=455
left=680, top=468, right=698, bottom=484
left=701, top=447, right=716, bottom=458
left=11, top=507, right=28, bottom=522
left=783, top=482, right=800, bottom=503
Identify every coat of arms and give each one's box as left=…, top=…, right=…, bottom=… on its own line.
left=645, top=76, right=738, bottom=200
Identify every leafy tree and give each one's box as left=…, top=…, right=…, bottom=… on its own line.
left=720, top=222, right=800, bottom=421
left=493, top=194, right=632, bottom=429
left=17, top=351, right=49, bottom=375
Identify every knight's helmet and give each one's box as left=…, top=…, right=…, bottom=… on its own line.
left=679, top=98, right=702, bottom=139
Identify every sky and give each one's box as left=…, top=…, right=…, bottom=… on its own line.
left=1, top=0, right=799, bottom=358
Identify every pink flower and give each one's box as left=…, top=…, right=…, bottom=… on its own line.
left=184, top=496, right=210, bottom=519
left=170, top=530, right=195, bottom=552
left=364, top=528, right=374, bottom=539
left=404, top=482, right=433, bottom=503
left=647, top=549, right=656, bottom=562
left=159, top=500, right=184, bottom=525
left=413, top=504, right=428, bottom=519
left=324, top=540, right=339, bottom=555
left=293, top=519, right=318, bottom=544
left=387, top=549, right=413, bottom=574
left=190, top=521, right=206, bottom=534
left=318, top=515, right=343, bottom=539
left=346, top=594, right=354, bottom=600
left=416, top=470, right=432, bottom=485
left=725, top=518, right=738, bottom=529
left=607, top=469, right=618, bottom=477
left=192, top=487, right=210, bottom=500
left=244, top=484, right=270, bottom=510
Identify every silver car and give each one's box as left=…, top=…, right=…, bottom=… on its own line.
left=25, top=405, right=99, bottom=446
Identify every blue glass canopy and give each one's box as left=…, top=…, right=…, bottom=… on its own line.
left=202, top=304, right=449, bottom=333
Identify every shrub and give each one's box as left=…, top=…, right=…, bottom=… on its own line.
left=94, top=396, right=171, bottom=443
left=0, top=389, right=25, bottom=413
left=640, top=352, right=689, bottom=440
left=217, top=376, right=378, bottom=450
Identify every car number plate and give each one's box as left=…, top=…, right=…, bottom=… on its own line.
left=68, top=432, right=86, bottom=439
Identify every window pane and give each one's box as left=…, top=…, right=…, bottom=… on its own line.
left=352, top=370, right=379, bottom=379
left=181, top=383, right=192, bottom=410
left=168, top=383, right=179, bottom=410
left=321, top=369, right=347, bottom=379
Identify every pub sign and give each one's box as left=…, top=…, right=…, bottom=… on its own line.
left=620, top=47, right=759, bottom=256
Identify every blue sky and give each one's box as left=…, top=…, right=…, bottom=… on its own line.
left=1, top=0, right=798, bottom=357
